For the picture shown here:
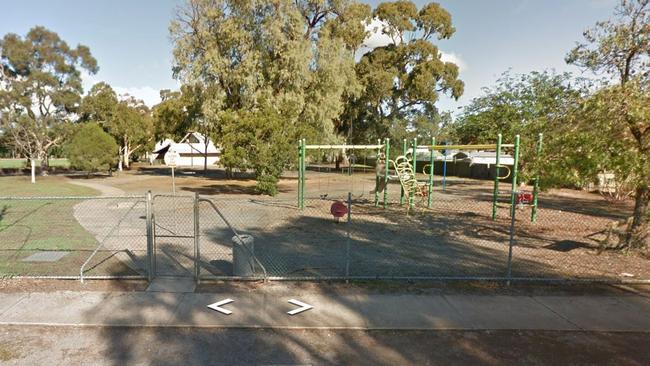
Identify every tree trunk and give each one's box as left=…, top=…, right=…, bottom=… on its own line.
left=627, top=185, right=650, bottom=249
left=123, top=144, right=131, bottom=169
left=39, top=152, right=48, bottom=176
left=204, top=139, right=208, bottom=175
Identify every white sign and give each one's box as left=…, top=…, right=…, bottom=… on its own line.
left=207, top=298, right=234, bottom=315
left=287, top=299, right=313, bottom=315
left=164, top=148, right=180, bottom=167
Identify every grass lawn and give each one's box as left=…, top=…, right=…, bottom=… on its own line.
left=0, top=176, right=102, bottom=276
left=0, top=175, right=96, bottom=197
left=0, top=158, right=70, bottom=169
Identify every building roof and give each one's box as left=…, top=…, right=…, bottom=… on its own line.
left=151, top=132, right=221, bottom=157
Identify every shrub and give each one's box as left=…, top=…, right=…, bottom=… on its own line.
left=255, top=174, right=279, bottom=196
left=66, top=123, right=118, bottom=175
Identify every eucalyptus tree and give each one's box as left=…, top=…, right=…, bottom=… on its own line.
left=0, top=26, right=97, bottom=173
left=339, top=1, right=464, bottom=143
left=451, top=71, right=584, bottom=181
left=170, top=0, right=369, bottom=193
left=564, top=0, right=649, bottom=248
left=109, top=96, right=154, bottom=169
left=80, top=83, right=153, bottom=170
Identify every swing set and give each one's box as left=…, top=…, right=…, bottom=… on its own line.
left=297, top=139, right=385, bottom=209
left=297, top=133, right=544, bottom=222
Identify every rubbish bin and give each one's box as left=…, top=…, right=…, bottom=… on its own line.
left=232, top=234, right=255, bottom=276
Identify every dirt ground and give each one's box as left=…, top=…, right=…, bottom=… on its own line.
left=1, top=325, right=648, bottom=365
left=2, top=165, right=648, bottom=281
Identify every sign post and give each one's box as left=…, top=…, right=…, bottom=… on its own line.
left=164, top=148, right=180, bottom=195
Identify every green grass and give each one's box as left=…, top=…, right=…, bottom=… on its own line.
left=0, top=176, right=97, bottom=197
left=0, top=158, right=70, bottom=169
left=0, top=176, right=100, bottom=276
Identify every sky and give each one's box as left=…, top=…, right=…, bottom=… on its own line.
left=0, top=0, right=618, bottom=112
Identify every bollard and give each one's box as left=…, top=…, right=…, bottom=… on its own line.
left=232, top=234, right=255, bottom=277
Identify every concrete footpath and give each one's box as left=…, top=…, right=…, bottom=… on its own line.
left=1, top=289, right=649, bottom=331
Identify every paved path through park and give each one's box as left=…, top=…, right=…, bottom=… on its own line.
left=70, top=180, right=149, bottom=275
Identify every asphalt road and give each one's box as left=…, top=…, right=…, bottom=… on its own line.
left=1, top=326, right=648, bottom=366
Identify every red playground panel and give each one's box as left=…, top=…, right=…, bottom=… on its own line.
left=516, top=191, right=533, bottom=205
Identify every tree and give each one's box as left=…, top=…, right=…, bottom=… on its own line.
left=565, top=0, right=650, bottom=249
left=152, top=84, right=211, bottom=173
left=451, top=71, right=584, bottom=181
left=109, top=96, right=154, bottom=169
left=0, top=26, right=98, bottom=173
left=220, top=107, right=296, bottom=195
left=78, top=82, right=118, bottom=126
left=339, top=1, right=464, bottom=143
left=170, top=0, right=367, bottom=189
left=80, top=84, right=154, bottom=169
left=66, top=122, right=119, bottom=176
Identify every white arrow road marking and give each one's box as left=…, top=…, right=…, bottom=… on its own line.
left=207, top=298, right=234, bottom=315
left=287, top=299, right=313, bottom=315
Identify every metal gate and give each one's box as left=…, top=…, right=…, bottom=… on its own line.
left=151, top=194, right=198, bottom=278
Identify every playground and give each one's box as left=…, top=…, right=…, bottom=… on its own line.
left=0, top=134, right=648, bottom=281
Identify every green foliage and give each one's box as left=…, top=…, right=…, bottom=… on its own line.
left=340, top=0, right=463, bottom=143
left=78, top=82, right=118, bottom=126
left=66, top=123, right=119, bottom=174
left=566, top=0, right=649, bottom=85
left=545, top=80, right=649, bottom=189
left=566, top=0, right=650, bottom=248
left=255, top=175, right=279, bottom=196
left=152, top=85, right=203, bottom=141
left=79, top=83, right=154, bottom=167
left=450, top=71, right=584, bottom=183
left=220, top=108, right=295, bottom=195
left=0, top=26, right=98, bottom=166
left=171, top=0, right=370, bottom=190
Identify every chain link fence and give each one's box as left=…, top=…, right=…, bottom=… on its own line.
left=1, top=189, right=648, bottom=282
left=0, top=195, right=148, bottom=280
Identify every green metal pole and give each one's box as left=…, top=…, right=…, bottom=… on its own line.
left=383, top=138, right=390, bottom=209
left=375, top=138, right=381, bottom=206
left=428, top=137, right=435, bottom=208
left=509, top=135, right=521, bottom=218
left=492, top=134, right=502, bottom=220
left=301, top=139, right=306, bottom=209
left=298, top=140, right=302, bottom=209
left=409, top=137, right=417, bottom=210
left=400, top=139, right=407, bottom=205
left=531, top=133, right=543, bottom=222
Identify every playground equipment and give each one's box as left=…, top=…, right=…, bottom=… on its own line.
left=297, top=139, right=385, bottom=209
left=424, top=134, right=521, bottom=220
left=330, top=200, right=348, bottom=222
left=298, top=133, right=544, bottom=222
left=390, top=155, right=428, bottom=211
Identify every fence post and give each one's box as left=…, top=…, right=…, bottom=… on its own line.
left=346, top=192, right=351, bottom=281
left=400, top=139, right=407, bottom=205
left=428, top=137, right=435, bottom=208
left=194, top=192, right=200, bottom=283
left=383, top=138, right=390, bottom=209
left=492, top=134, right=502, bottom=220
left=375, top=138, right=381, bottom=206
left=506, top=189, right=517, bottom=286
left=410, top=137, right=417, bottom=210
left=509, top=135, right=521, bottom=218
left=531, top=133, right=543, bottom=222
left=145, top=191, right=154, bottom=282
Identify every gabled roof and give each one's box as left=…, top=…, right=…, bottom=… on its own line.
left=152, top=132, right=221, bottom=155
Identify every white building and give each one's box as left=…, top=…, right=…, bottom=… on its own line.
left=150, top=132, right=221, bottom=167
left=453, top=151, right=515, bottom=166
